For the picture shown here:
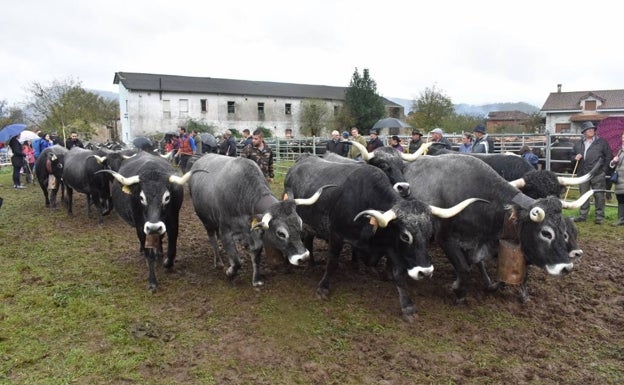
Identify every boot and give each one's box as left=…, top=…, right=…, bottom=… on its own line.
left=613, top=203, right=624, bottom=226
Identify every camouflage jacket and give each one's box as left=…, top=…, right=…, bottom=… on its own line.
left=241, top=141, right=274, bottom=179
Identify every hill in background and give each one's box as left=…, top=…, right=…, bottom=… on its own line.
left=389, top=97, right=540, bottom=117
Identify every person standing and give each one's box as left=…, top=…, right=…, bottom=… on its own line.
left=219, top=129, right=237, bottom=157
left=608, top=131, right=624, bottom=225
left=39, top=133, right=54, bottom=153
left=459, top=133, right=473, bottom=153
left=8, top=133, right=26, bottom=189
left=191, top=129, right=202, bottom=155
left=240, top=128, right=253, bottom=148
left=429, top=128, right=452, bottom=150
left=520, top=145, right=539, bottom=169
left=175, top=126, right=196, bottom=172
left=389, top=135, right=404, bottom=153
left=366, top=129, right=384, bottom=152
left=326, top=130, right=348, bottom=156
left=571, top=121, right=612, bottom=224
left=65, top=131, right=84, bottom=150
left=348, top=127, right=366, bottom=159
left=241, top=129, right=274, bottom=182
left=472, top=124, right=494, bottom=153
left=408, top=130, right=424, bottom=153
left=22, top=140, right=36, bottom=183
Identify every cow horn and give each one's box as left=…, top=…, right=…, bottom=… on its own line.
left=96, top=169, right=140, bottom=186
left=348, top=140, right=374, bottom=160
left=530, top=207, right=546, bottom=222
left=260, top=213, right=272, bottom=229
left=400, top=142, right=434, bottom=161
left=169, top=171, right=193, bottom=185
left=561, top=190, right=595, bottom=209
left=509, top=178, right=526, bottom=189
left=122, top=154, right=136, bottom=160
left=90, top=155, right=107, bottom=164
left=161, top=150, right=175, bottom=160
left=294, top=184, right=336, bottom=206
left=429, top=198, right=488, bottom=218
left=557, top=172, right=592, bottom=186
left=353, top=209, right=396, bottom=228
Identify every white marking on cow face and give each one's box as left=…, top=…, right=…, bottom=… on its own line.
left=140, top=191, right=147, bottom=206
left=144, top=221, right=166, bottom=235
left=569, top=249, right=583, bottom=259
left=275, top=226, right=289, bottom=241
left=162, top=190, right=171, bottom=206
left=546, top=262, right=573, bottom=275
left=288, top=250, right=310, bottom=266
left=538, top=225, right=555, bottom=245
left=407, top=265, right=434, bottom=280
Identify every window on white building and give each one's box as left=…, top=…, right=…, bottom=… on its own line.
left=163, top=99, right=171, bottom=119
left=285, top=103, right=292, bottom=115
left=179, top=99, right=189, bottom=118
left=258, top=102, right=265, bottom=116
left=228, top=101, right=235, bottom=114
left=201, top=99, right=207, bottom=113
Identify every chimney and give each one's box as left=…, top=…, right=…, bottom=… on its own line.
left=557, top=84, right=562, bottom=93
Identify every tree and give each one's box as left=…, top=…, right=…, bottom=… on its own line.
left=344, top=68, right=385, bottom=134
left=407, top=85, right=454, bottom=130
left=26, top=77, right=119, bottom=143
left=0, top=100, right=26, bottom=128
left=524, top=112, right=544, bottom=133
left=439, top=113, right=483, bottom=134
left=299, top=99, right=329, bottom=136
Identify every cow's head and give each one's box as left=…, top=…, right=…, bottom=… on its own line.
left=252, top=185, right=332, bottom=266
left=99, top=169, right=193, bottom=235
left=510, top=190, right=592, bottom=274
left=354, top=197, right=485, bottom=281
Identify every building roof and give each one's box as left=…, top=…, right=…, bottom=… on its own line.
left=541, top=89, right=624, bottom=111
left=114, top=71, right=353, bottom=100
left=487, top=110, right=530, bottom=120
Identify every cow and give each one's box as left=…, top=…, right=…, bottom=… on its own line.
left=62, top=147, right=113, bottom=224
left=403, top=154, right=593, bottom=302
left=97, top=151, right=192, bottom=291
left=35, top=145, right=68, bottom=208
left=284, top=154, right=483, bottom=319
left=345, top=140, right=432, bottom=197
left=188, top=154, right=330, bottom=286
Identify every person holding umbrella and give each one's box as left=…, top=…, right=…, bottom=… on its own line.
left=608, top=131, right=624, bottom=225
left=572, top=121, right=612, bottom=224
left=8, top=133, right=26, bottom=189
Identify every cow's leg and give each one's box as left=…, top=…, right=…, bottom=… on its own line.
left=66, top=187, right=73, bottom=215
left=518, top=269, right=530, bottom=303
left=316, top=234, right=342, bottom=300
left=392, top=264, right=416, bottom=321
left=439, top=238, right=471, bottom=303
left=40, top=179, right=51, bottom=207
left=163, top=217, right=179, bottom=268
left=206, top=229, right=224, bottom=268
left=477, top=260, right=502, bottom=292
left=303, top=232, right=315, bottom=268
left=144, top=248, right=158, bottom=292
left=220, top=232, right=241, bottom=280
left=49, top=187, right=58, bottom=208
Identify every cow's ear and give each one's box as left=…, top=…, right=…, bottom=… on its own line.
left=250, top=215, right=265, bottom=232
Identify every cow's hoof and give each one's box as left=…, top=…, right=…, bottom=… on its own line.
left=315, top=287, right=329, bottom=300
left=225, top=266, right=238, bottom=279
left=453, top=296, right=467, bottom=306
left=253, top=279, right=264, bottom=287
left=401, top=313, right=417, bottom=323
left=485, top=281, right=502, bottom=292
left=163, top=258, right=175, bottom=268
left=148, top=284, right=158, bottom=293
left=401, top=306, right=417, bottom=323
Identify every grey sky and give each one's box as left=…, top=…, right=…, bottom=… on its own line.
left=2, top=0, right=621, bottom=108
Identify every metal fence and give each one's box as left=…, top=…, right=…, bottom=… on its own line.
left=269, top=132, right=584, bottom=178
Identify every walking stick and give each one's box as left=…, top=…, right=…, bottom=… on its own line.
left=564, top=159, right=580, bottom=201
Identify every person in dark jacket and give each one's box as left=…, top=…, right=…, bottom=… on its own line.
left=472, top=124, right=494, bottom=153
left=326, top=130, right=348, bottom=157
left=8, top=133, right=26, bottom=188
left=429, top=128, right=452, bottom=150
left=366, top=129, right=384, bottom=152
left=219, top=129, right=237, bottom=157
left=65, top=131, right=84, bottom=150
left=571, top=121, right=613, bottom=224
left=408, top=130, right=424, bottom=153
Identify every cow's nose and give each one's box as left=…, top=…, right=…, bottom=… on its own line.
left=144, top=221, right=166, bottom=235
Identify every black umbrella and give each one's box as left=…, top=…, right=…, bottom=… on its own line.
left=200, top=133, right=217, bottom=148
left=371, top=118, right=411, bottom=130
left=132, top=136, right=154, bottom=151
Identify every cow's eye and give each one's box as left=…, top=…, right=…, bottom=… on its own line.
left=140, top=191, right=147, bottom=206
left=564, top=232, right=569, bottom=242
left=276, top=227, right=288, bottom=239
left=162, top=191, right=171, bottom=205
left=399, top=229, right=413, bottom=245
left=539, top=227, right=554, bottom=241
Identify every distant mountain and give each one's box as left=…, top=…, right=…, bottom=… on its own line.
left=388, top=97, right=540, bottom=117
left=88, top=89, right=118, bottom=101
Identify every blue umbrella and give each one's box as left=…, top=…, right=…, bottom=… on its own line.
left=0, top=123, right=27, bottom=143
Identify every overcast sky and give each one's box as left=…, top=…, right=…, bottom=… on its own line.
left=2, top=0, right=622, bottom=108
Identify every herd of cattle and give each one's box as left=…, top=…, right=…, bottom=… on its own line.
left=33, top=141, right=595, bottom=319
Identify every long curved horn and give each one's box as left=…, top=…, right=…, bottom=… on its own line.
left=353, top=209, right=397, bottom=228
left=509, top=178, right=526, bottom=188
left=561, top=190, right=594, bottom=209
left=557, top=172, right=592, bottom=186
left=430, top=198, right=488, bottom=218
left=348, top=140, right=374, bottom=161
left=96, top=169, right=140, bottom=186
left=90, top=155, right=107, bottom=164
left=400, top=142, right=434, bottom=161
left=169, top=170, right=193, bottom=185
left=122, top=154, right=136, bottom=160
left=161, top=150, right=175, bottom=160
left=294, top=184, right=336, bottom=206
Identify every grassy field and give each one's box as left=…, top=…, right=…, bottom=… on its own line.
left=0, top=165, right=622, bottom=384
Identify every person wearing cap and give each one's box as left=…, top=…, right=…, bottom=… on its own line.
left=571, top=121, right=612, bottom=224
left=389, top=135, right=404, bottom=153
left=459, top=133, right=473, bottom=153
left=471, top=124, right=494, bottom=153
left=408, top=130, right=424, bottom=153
left=348, top=127, right=367, bottom=159
left=326, top=130, right=348, bottom=157
left=366, top=129, right=384, bottom=152
left=429, top=128, right=452, bottom=150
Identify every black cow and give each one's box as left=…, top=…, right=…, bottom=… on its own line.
left=62, top=147, right=113, bottom=224
left=35, top=145, right=68, bottom=208
left=284, top=155, right=482, bottom=318
left=98, top=151, right=192, bottom=291
left=189, top=154, right=330, bottom=286
left=403, top=154, right=593, bottom=302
